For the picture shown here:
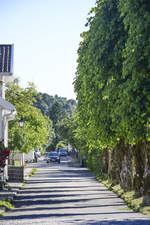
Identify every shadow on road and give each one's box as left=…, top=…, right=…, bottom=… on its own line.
left=0, top=159, right=150, bottom=225
left=1, top=213, right=150, bottom=225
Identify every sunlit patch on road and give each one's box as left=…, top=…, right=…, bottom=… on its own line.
left=0, top=156, right=150, bottom=225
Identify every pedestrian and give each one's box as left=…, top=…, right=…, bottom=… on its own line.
left=34, top=151, right=37, bottom=163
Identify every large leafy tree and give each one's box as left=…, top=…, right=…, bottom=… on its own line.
left=72, top=0, right=150, bottom=204
left=6, top=79, right=51, bottom=153
left=74, top=0, right=150, bottom=148
left=116, top=0, right=150, bottom=144
left=74, top=0, right=126, bottom=149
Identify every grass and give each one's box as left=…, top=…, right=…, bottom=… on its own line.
left=141, top=207, right=150, bottom=216
left=0, top=210, right=5, bottom=217
left=0, top=200, right=14, bottom=210
left=0, top=200, right=14, bottom=217
left=29, top=168, right=37, bottom=176
left=96, top=175, right=150, bottom=217
left=14, top=161, right=21, bottom=166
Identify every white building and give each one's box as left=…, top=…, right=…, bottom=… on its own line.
left=0, top=44, right=16, bottom=184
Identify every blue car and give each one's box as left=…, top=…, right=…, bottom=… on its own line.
left=47, top=152, right=60, bottom=163
left=58, top=149, right=68, bottom=157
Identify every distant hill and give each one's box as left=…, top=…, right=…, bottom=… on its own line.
left=34, top=92, right=76, bottom=117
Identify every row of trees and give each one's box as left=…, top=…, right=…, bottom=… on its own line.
left=74, top=0, right=150, bottom=149
left=59, top=0, right=150, bottom=205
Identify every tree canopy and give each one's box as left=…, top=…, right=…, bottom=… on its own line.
left=6, top=79, right=51, bottom=153
left=74, top=0, right=150, bottom=150
left=33, top=92, right=76, bottom=151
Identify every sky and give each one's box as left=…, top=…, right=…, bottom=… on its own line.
left=0, top=0, right=96, bottom=100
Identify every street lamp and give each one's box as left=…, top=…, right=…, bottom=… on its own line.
left=18, top=115, right=24, bottom=128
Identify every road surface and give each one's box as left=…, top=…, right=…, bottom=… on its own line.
left=0, top=156, right=150, bottom=225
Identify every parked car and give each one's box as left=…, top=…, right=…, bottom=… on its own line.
left=57, top=148, right=68, bottom=157
left=47, top=152, right=60, bottom=163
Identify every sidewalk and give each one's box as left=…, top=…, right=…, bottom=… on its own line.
left=0, top=160, right=37, bottom=213
left=0, top=156, right=87, bottom=216
left=0, top=155, right=78, bottom=202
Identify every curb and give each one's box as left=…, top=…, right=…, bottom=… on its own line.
left=0, top=156, right=79, bottom=216
left=0, top=162, right=36, bottom=216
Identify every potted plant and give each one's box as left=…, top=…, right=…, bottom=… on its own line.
left=0, top=140, right=10, bottom=169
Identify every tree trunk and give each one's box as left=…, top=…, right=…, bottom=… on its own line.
left=108, top=138, right=133, bottom=191
left=101, top=148, right=109, bottom=174
left=142, top=143, right=150, bottom=205
left=133, top=142, right=145, bottom=198
left=108, top=147, right=120, bottom=186
left=119, top=141, right=133, bottom=192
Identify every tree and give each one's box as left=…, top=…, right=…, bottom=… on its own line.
left=115, top=0, right=150, bottom=144
left=74, top=0, right=126, bottom=149
left=34, top=93, right=76, bottom=116
left=34, top=93, right=76, bottom=150
left=6, top=79, right=51, bottom=153
left=48, top=101, right=66, bottom=127
left=74, top=0, right=150, bottom=205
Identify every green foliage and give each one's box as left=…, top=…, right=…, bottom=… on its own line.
left=140, top=206, right=150, bottom=217
left=56, top=141, right=66, bottom=150
left=73, top=0, right=150, bottom=154
left=0, top=200, right=14, bottom=210
left=86, top=150, right=102, bottom=175
left=55, top=114, right=86, bottom=150
left=34, top=93, right=76, bottom=117
left=29, top=168, right=37, bottom=176
left=66, top=112, right=88, bottom=151
left=116, top=0, right=150, bottom=144
left=49, top=101, right=66, bottom=126
left=33, top=92, right=76, bottom=150
left=74, top=0, right=126, bottom=149
left=55, top=118, right=71, bottom=143
left=96, top=177, right=149, bottom=215
left=6, top=79, right=51, bottom=153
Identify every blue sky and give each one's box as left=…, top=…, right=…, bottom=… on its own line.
left=0, top=0, right=96, bottom=99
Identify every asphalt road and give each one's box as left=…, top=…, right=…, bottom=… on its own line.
left=0, top=156, right=150, bottom=225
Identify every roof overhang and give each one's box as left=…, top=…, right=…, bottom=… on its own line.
left=0, top=97, right=15, bottom=111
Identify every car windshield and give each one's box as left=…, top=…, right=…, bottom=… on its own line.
left=48, top=152, right=58, bottom=157
left=60, top=149, right=66, bottom=152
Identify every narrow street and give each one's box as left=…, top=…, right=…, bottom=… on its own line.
left=0, top=157, right=150, bottom=225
